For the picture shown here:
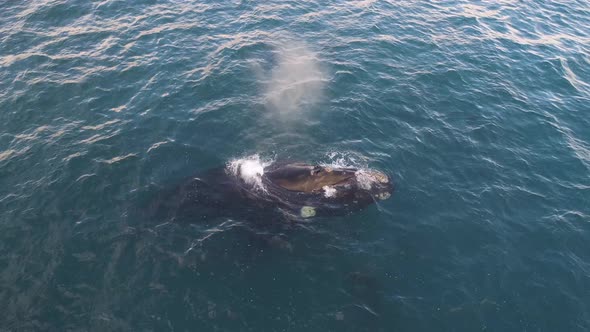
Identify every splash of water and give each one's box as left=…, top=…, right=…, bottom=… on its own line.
left=227, top=154, right=273, bottom=191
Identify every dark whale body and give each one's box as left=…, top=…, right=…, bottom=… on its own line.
left=149, top=161, right=393, bottom=223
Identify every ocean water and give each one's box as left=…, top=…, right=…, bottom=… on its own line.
left=1, top=0, right=589, bottom=331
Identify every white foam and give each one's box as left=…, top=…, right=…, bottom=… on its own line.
left=227, top=154, right=273, bottom=191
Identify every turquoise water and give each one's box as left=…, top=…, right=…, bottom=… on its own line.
left=1, top=1, right=589, bottom=331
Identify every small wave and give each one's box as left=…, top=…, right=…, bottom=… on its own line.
left=0, top=150, right=16, bottom=162
left=101, top=153, right=137, bottom=165
left=321, top=151, right=367, bottom=169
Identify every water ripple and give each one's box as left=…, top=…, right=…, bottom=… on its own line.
left=0, top=0, right=589, bottom=331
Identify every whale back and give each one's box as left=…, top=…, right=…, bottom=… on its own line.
left=265, top=163, right=355, bottom=193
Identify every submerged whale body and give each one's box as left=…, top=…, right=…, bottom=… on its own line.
left=150, top=160, right=393, bottom=222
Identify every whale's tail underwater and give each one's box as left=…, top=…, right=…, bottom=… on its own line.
left=147, top=158, right=393, bottom=223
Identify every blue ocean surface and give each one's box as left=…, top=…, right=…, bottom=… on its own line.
left=1, top=1, right=589, bottom=331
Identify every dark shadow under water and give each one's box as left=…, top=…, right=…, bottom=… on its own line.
left=126, top=165, right=391, bottom=330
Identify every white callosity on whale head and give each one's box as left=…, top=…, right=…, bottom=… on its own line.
left=375, top=192, right=391, bottom=200
left=322, top=185, right=337, bottom=198
left=300, top=206, right=316, bottom=218
left=354, top=169, right=389, bottom=190
left=227, top=154, right=273, bottom=191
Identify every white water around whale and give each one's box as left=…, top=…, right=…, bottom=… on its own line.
left=227, top=154, right=273, bottom=191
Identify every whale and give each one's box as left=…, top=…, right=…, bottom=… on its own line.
left=148, top=160, right=393, bottom=223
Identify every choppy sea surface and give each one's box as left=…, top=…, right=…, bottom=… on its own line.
left=1, top=1, right=589, bottom=331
